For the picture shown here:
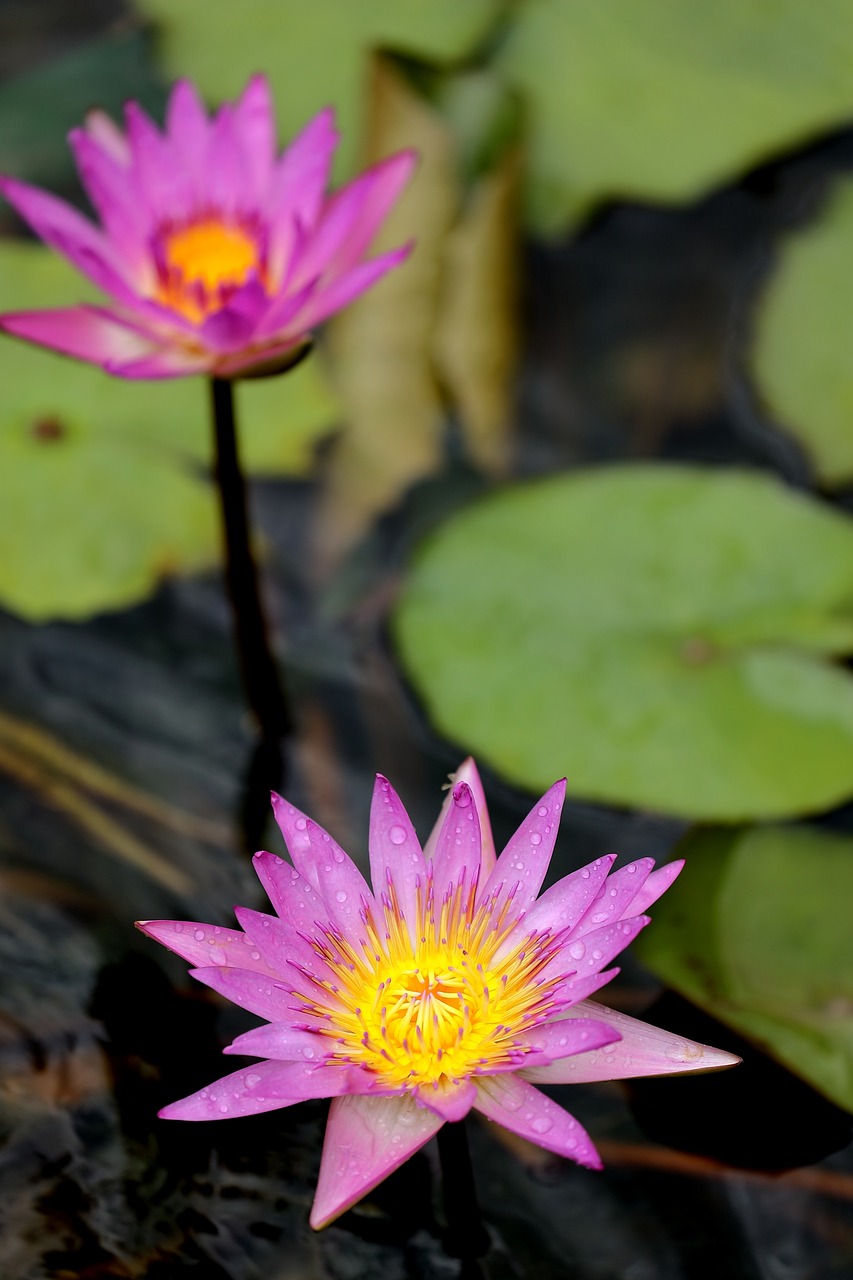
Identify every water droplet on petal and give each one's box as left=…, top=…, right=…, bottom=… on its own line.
left=250, top=951, right=261, bottom=961
left=174, top=923, right=184, bottom=933
left=335, top=890, right=347, bottom=903
left=569, top=941, right=586, bottom=960
left=627, top=863, right=637, bottom=874
left=333, top=848, right=345, bottom=863
left=194, top=929, right=205, bottom=941
left=581, top=869, right=590, bottom=880
left=530, top=833, right=542, bottom=847
left=209, top=946, right=227, bottom=965
left=591, top=949, right=603, bottom=961
left=531, top=1116, right=552, bottom=1135
left=295, top=817, right=307, bottom=831
left=389, top=825, right=407, bottom=845
left=537, top=806, right=548, bottom=817
left=590, top=911, right=609, bottom=924
left=218, top=1102, right=229, bottom=1113
left=245, top=1073, right=262, bottom=1087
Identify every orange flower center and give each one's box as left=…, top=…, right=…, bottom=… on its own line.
left=155, top=218, right=265, bottom=322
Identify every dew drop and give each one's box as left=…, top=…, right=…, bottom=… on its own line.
left=530, top=833, right=542, bottom=847
left=295, top=817, right=307, bottom=831
left=566, top=1137, right=577, bottom=1150
left=515, top=861, right=525, bottom=871
left=333, top=848, right=345, bottom=863
left=194, top=929, right=205, bottom=941
left=335, top=891, right=348, bottom=903
left=569, top=941, right=586, bottom=960
left=502, top=1091, right=522, bottom=1112
left=602, top=1042, right=617, bottom=1056
left=250, top=951, right=261, bottom=961
left=531, top=1116, right=552, bottom=1135
left=389, top=825, right=407, bottom=845
left=218, top=1102, right=229, bottom=1114
left=209, top=947, right=227, bottom=966
left=591, top=949, right=603, bottom=961
left=580, top=869, right=590, bottom=880
left=174, top=923, right=184, bottom=933
left=537, top=806, right=548, bottom=817
left=627, top=863, right=637, bottom=874
left=246, top=1073, right=262, bottom=1087
left=590, top=911, right=609, bottom=924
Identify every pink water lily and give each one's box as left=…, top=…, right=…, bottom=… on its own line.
left=137, top=761, right=738, bottom=1229
left=0, top=76, right=414, bottom=378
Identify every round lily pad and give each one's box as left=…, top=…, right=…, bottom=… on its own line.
left=636, top=823, right=853, bottom=1111
left=751, top=178, right=853, bottom=487
left=498, top=0, right=853, bottom=230
left=394, top=465, right=853, bottom=819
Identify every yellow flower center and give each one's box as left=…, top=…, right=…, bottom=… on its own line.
left=302, top=875, right=560, bottom=1091
left=155, top=218, right=264, bottom=322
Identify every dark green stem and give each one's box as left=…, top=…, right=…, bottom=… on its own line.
left=210, top=377, right=291, bottom=831
left=436, top=1120, right=490, bottom=1265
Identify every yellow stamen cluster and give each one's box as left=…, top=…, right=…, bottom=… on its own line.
left=299, top=873, right=561, bottom=1090
left=156, top=218, right=264, bottom=321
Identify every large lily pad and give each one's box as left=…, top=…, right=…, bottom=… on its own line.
left=136, top=0, right=499, bottom=176
left=636, top=824, right=853, bottom=1112
left=0, top=241, right=338, bottom=618
left=394, top=465, right=853, bottom=819
left=751, top=179, right=853, bottom=487
left=498, top=0, right=853, bottom=230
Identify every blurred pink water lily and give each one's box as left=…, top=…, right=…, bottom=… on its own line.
left=0, top=76, right=414, bottom=378
left=137, top=761, right=738, bottom=1229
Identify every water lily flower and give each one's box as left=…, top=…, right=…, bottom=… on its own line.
left=0, top=76, right=414, bottom=378
left=137, top=761, right=738, bottom=1228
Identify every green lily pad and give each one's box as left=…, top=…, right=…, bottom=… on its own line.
left=393, top=465, right=853, bottom=819
left=751, top=179, right=853, bottom=487
left=136, top=0, right=499, bottom=177
left=0, top=241, right=338, bottom=619
left=498, top=0, right=853, bottom=230
left=636, top=824, right=853, bottom=1111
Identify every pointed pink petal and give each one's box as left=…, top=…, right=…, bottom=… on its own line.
left=369, top=775, right=425, bottom=937
left=206, top=104, right=251, bottom=218
left=83, top=109, right=131, bottom=166
left=252, top=849, right=326, bottom=923
left=269, top=794, right=373, bottom=937
left=125, top=100, right=192, bottom=221
left=288, top=150, right=415, bottom=290
left=415, top=1079, right=476, bottom=1121
left=537, top=915, right=649, bottom=986
left=480, top=779, right=566, bottom=915
left=282, top=245, right=412, bottom=334
left=517, top=1016, right=620, bottom=1062
left=423, top=759, right=496, bottom=877
left=135, top=919, right=278, bottom=976
left=571, top=858, right=655, bottom=937
left=224, top=1023, right=332, bottom=1062
left=550, top=965, right=621, bottom=1008
left=0, top=176, right=127, bottom=281
left=0, top=305, right=158, bottom=368
left=189, top=964, right=296, bottom=1022
left=623, top=859, right=684, bottom=917
left=474, top=1075, right=601, bottom=1168
left=69, top=126, right=151, bottom=269
left=233, top=906, right=335, bottom=988
left=233, top=74, right=275, bottom=204
left=521, top=1000, right=741, bottom=1084
left=267, top=107, right=339, bottom=278
left=310, top=1093, right=441, bottom=1229
left=428, top=782, right=482, bottom=899
left=507, top=855, right=617, bottom=946
left=166, top=78, right=211, bottom=184
left=159, top=1060, right=311, bottom=1121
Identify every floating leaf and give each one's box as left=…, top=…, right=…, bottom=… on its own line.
left=636, top=824, right=853, bottom=1111
left=135, top=0, right=499, bottom=176
left=394, top=465, right=853, bottom=819
left=751, top=179, right=853, bottom=487
left=498, top=0, right=853, bottom=230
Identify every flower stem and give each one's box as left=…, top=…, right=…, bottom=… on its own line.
left=210, top=377, right=291, bottom=834
left=436, top=1120, right=490, bottom=1263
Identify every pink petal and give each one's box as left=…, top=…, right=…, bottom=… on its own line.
left=310, top=1093, right=442, bottom=1229
left=479, top=779, right=566, bottom=915
left=159, top=1059, right=311, bottom=1121
left=165, top=79, right=211, bottom=192
left=125, top=100, right=192, bottom=221
left=550, top=965, right=621, bottom=1008
left=368, top=775, right=425, bottom=937
left=224, top=1023, right=332, bottom=1063
left=537, top=915, right=649, bottom=986
left=623, top=859, right=684, bottom=917
left=232, top=74, right=275, bottom=205
left=69, top=126, right=152, bottom=269
left=428, top=782, right=482, bottom=900
left=199, top=290, right=265, bottom=353
left=160, top=1059, right=353, bottom=1121
left=0, top=176, right=127, bottom=284
left=105, top=346, right=213, bottom=379
left=206, top=104, right=251, bottom=218
left=570, top=858, right=655, bottom=937
left=508, top=854, right=617, bottom=945
left=288, top=150, right=415, bottom=290
left=135, top=918, right=278, bottom=976
left=521, top=1000, right=741, bottom=1085
left=474, top=1075, right=601, bottom=1168
left=189, top=964, right=297, bottom=1023
left=423, top=759, right=496, bottom=877
left=233, top=906, right=335, bottom=988
left=267, top=107, right=339, bottom=279
left=517, top=1016, right=620, bottom=1062
left=211, top=331, right=307, bottom=379
left=252, top=849, right=325, bottom=923
left=283, top=245, right=411, bottom=333
left=83, top=109, right=131, bottom=166
left=269, top=794, right=373, bottom=937
left=0, top=305, right=158, bottom=368
left=415, top=1078, right=476, bottom=1121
